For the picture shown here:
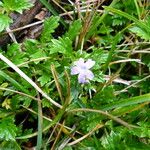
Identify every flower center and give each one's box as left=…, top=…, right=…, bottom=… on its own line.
left=80, top=65, right=87, bottom=70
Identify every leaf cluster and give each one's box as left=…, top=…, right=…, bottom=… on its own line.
left=0, top=0, right=33, bottom=32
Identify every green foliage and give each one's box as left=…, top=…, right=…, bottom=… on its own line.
left=40, top=16, right=60, bottom=42
left=130, top=121, right=150, bottom=138
left=0, top=0, right=150, bottom=149
left=101, top=93, right=150, bottom=111
left=0, top=141, right=21, bottom=150
left=50, top=37, right=73, bottom=55
left=0, top=116, right=17, bottom=141
left=100, top=127, right=150, bottom=150
left=105, top=6, right=150, bottom=40
left=65, top=19, right=82, bottom=41
left=2, top=0, right=33, bottom=13
left=0, top=0, right=33, bottom=32
left=129, top=26, right=150, bottom=40
left=81, top=113, right=102, bottom=132
left=0, top=14, right=12, bottom=32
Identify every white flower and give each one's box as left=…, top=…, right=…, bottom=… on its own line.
left=71, top=58, right=95, bottom=84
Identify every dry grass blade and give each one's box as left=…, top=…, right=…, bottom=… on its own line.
left=52, top=0, right=73, bottom=20
left=6, top=27, right=17, bottom=43
left=58, top=125, right=76, bottom=150
left=115, top=74, right=150, bottom=95
left=104, top=75, right=131, bottom=85
left=64, top=70, right=71, bottom=104
left=0, top=87, right=40, bottom=102
left=67, top=123, right=104, bottom=146
left=51, top=64, right=64, bottom=104
left=109, top=59, right=145, bottom=65
left=51, top=122, right=64, bottom=150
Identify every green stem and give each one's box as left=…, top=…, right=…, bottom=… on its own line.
left=134, top=0, right=141, bottom=19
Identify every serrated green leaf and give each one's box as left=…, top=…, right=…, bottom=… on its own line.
left=6, top=43, right=28, bottom=65
left=130, top=121, right=150, bottom=138
left=112, top=18, right=126, bottom=26
left=50, top=37, right=73, bottom=55
left=0, top=141, right=21, bottom=150
left=0, top=14, right=12, bottom=32
left=101, top=130, right=124, bottom=149
left=42, top=99, right=51, bottom=108
left=65, top=19, right=82, bottom=40
left=129, top=26, right=150, bottom=40
left=2, top=98, right=11, bottom=109
left=22, top=97, right=32, bottom=107
left=41, top=16, right=60, bottom=42
left=0, top=116, right=17, bottom=141
left=0, top=108, right=13, bottom=118
left=80, top=113, right=102, bottom=132
left=30, top=50, right=46, bottom=63
left=24, top=39, right=40, bottom=55
left=2, top=0, right=33, bottom=13
left=38, top=73, right=51, bottom=86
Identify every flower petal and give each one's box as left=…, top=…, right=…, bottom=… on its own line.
left=74, top=58, right=84, bottom=67
left=71, top=66, right=80, bottom=75
left=78, top=73, right=88, bottom=84
left=85, top=59, right=95, bottom=69
left=86, top=70, right=94, bottom=80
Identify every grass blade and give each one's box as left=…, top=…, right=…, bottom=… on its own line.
left=0, top=70, right=29, bottom=94
left=101, top=93, right=150, bottom=111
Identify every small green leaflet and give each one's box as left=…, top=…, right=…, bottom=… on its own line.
left=2, top=0, right=33, bottom=13
left=0, top=141, right=21, bottom=150
left=129, top=26, right=150, bottom=40
left=0, top=116, right=17, bottom=141
left=38, top=73, right=51, bottom=86
left=64, top=19, right=82, bottom=41
left=40, top=16, right=60, bottom=42
left=50, top=37, right=73, bottom=55
left=0, top=14, right=12, bottom=32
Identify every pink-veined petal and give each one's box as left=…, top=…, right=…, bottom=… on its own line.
left=85, top=59, right=95, bottom=69
left=71, top=66, right=80, bottom=75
